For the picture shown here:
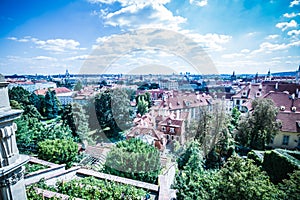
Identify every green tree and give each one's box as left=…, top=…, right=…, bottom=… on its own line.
left=95, top=88, right=133, bottom=139
left=137, top=95, right=149, bottom=116
left=191, top=101, right=233, bottom=168
left=44, top=90, right=59, bottom=119
left=216, top=156, right=282, bottom=200
left=174, top=141, right=219, bottom=200
left=104, top=138, right=160, bottom=184
left=8, top=86, right=30, bottom=107
left=29, top=92, right=42, bottom=112
left=62, top=103, right=91, bottom=143
left=236, top=98, right=281, bottom=150
left=278, top=170, right=300, bottom=200
left=74, top=81, right=83, bottom=91
left=15, top=113, right=73, bottom=153
left=23, top=104, right=42, bottom=119
left=135, top=92, right=152, bottom=108
left=10, top=100, right=22, bottom=109
left=38, top=139, right=78, bottom=168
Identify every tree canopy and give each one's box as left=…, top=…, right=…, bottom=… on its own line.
left=38, top=139, right=78, bottom=168
left=104, top=138, right=160, bottom=184
left=95, top=88, right=133, bottom=139
left=236, top=98, right=281, bottom=150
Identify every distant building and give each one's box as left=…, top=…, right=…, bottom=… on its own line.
left=7, top=79, right=57, bottom=93
left=35, top=87, right=73, bottom=106
left=296, top=65, right=300, bottom=84
left=263, top=91, right=300, bottom=149
left=126, top=114, right=166, bottom=151
left=232, top=82, right=300, bottom=112
left=265, top=69, right=272, bottom=81
left=157, top=116, right=186, bottom=144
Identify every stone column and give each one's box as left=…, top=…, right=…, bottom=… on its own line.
left=0, top=82, right=29, bottom=200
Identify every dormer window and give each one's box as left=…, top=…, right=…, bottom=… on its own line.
left=167, top=120, right=172, bottom=125
left=256, top=92, right=261, bottom=97
left=170, top=127, right=175, bottom=133
left=280, top=106, right=285, bottom=111
left=162, top=126, right=166, bottom=132
left=292, top=106, right=297, bottom=112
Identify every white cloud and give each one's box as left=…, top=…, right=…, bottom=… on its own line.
left=7, top=36, right=85, bottom=52
left=221, top=53, right=244, bottom=59
left=251, top=40, right=300, bottom=54
left=65, top=55, right=91, bottom=61
left=241, top=49, right=250, bottom=53
left=265, top=34, right=279, bottom=40
left=283, top=12, right=300, bottom=18
left=287, top=29, right=300, bottom=36
left=189, top=0, right=208, bottom=7
left=35, top=39, right=85, bottom=52
left=89, top=0, right=186, bottom=31
left=7, top=37, right=29, bottom=42
left=276, top=20, right=297, bottom=31
left=290, top=0, right=300, bottom=7
left=33, top=56, right=57, bottom=61
left=180, top=30, right=232, bottom=51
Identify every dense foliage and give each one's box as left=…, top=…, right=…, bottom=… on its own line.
left=95, top=88, right=133, bottom=139
left=37, top=139, right=78, bottom=168
left=278, top=170, right=300, bottom=200
left=27, top=177, right=147, bottom=200
left=262, top=150, right=300, bottom=184
left=15, top=114, right=74, bottom=153
left=44, top=90, right=59, bottom=119
left=104, top=138, right=160, bottom=184
left=216, top=156, right=282, bottom=200
left=247, top=150, right=263, bottom=166
left=136, top=95, right=149, bottom=116
left=174, top=155, right=283, bottom=200
left=236, top=98, right=281, bottom=150
left=9, top=86, right=30, bottom=107
left=187, top=102, right=235, bottom=169
left=62, top=103, right=91, bottom=143
left=24, top=163, right=48, bottom=175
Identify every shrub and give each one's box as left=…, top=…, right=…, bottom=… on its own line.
left=262, top=150, right=300, bottom=184
left=38, top=139, right=78, bottom=168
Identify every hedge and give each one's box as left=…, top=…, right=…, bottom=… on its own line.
left=262, top=149, right=300, bottom=184
left=247, top=150, right=263, bottom=166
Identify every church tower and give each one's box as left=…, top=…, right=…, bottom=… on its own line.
left=296, top=65, right=300, bottom=84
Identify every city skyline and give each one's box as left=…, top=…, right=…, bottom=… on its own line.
left=0, top=0, right=300, bottom=75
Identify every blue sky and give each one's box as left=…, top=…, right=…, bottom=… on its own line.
left=0, top=0, right=299, bottom=75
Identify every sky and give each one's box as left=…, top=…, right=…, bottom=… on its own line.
left=0, top=0, right=299, bottom=75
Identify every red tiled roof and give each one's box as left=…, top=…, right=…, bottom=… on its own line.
left=277, top=112, right=300, bottom=133
left=35, top=87, right=71, bottom=95
left=263, top=92, right=300, bottom=111
left=232, top=82, right=300, bottom=100
left=152, top=92, right=212, bottom=110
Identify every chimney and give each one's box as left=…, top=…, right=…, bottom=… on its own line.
left=291, top=93, right=295, bottom=108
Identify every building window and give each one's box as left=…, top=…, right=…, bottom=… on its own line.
left=162, top=126, right=166, bottom=132
left=282, top=135, right=289, bottom=145
left=236, top=100, right=240, bottom=105
left=170, top=127, right=175, bottom=133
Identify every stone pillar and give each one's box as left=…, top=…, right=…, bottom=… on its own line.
left=0, top=82, right=29, bottom=200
